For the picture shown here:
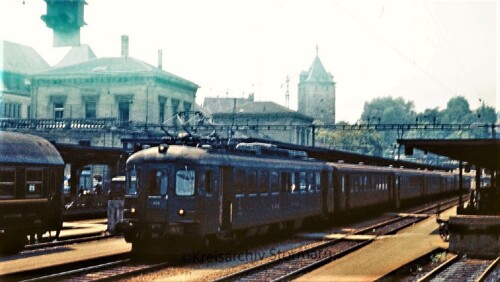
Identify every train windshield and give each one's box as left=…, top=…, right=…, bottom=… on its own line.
left=148, top=170, right=168, bottom=196
left=126, top=167, right=140, bottom=195
left=176, top=167, right=195, bottom=196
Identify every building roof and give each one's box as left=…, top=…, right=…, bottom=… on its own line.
left=54, top=44, right=97, bottom=68
left=203, top=97, right=314, bottom=121
left=300, top=53, right=333, bottom=83
left=0, top=40, right=50, bottom=74
left=398, top=138, right=499, bottom=170
left=0, top=131, right=64, bottom=166
left=36, top=56, right=199, bottom=89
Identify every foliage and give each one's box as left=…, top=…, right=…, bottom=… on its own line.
left=318, top=96, right=497, bottom=158
left=359, top=97, right=416, bottom=151
left=440, top=96, right=474, bottom=124
left=317, top=125, right=384, bottom=156
left=360, top=96, right=417, bottom=124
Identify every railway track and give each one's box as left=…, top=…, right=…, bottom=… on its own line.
left=0, top=254, right=128, bottom=282
left=215, top=212, right=432, bottom=281
left=1, top=196, right=463, bottom=282
left=24, top=233, right=113, bottom=252
left=17, top=258, right=171, bottom=282
left=418, top=255, right=500, bottom=282
left=212, top=197, right=462, bottom=282
left=378, top=251, right=500, bottom=282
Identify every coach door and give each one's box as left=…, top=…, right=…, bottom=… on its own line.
left=388, top=174, right=397, bottom=210
left=321, top=171, right=329, bottom=216
left=220, top=167, right=232, bottom=229
left=344, top=174, right=351, bottom=211
left=394, top=175, right=401, bottom=210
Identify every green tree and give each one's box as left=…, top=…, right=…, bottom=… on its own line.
left=475, top=104, right=497, bottom=124
left=317, top=122, right=384, bottom=156
left=473, top=103, right=497, bottom=138
left=361, top=97, right=417, bottom=124
left=360, top=96, right=416, bottom=152
left=441, top=96, right=474, bottom=124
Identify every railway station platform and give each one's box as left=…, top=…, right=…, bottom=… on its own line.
left=295, top=208, right=455, bottom=282
left=449, top=215, right=500, bottom=259
left=40, top=219, right=108, bottom=241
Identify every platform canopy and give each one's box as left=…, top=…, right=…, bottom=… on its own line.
left=397, top=139, right=499, bottom=171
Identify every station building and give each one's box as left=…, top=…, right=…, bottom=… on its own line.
left=30, top=36, right=199, bottom=126
left=0, top=40, right=49, bottom=119
left=203, top=94, right=315, bottom=145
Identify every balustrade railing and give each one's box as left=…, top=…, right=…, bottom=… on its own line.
left=0, top=118, right=497, bottom=139
left=0, top=118, right=118, bottom=130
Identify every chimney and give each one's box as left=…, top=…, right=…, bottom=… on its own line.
left=158, top=49, right=163, bottom=70
left=121, top=35, right=129, bottom=57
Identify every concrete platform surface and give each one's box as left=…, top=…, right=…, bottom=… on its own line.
left=295, top=208, right=455, bottom=282
left=58, top=219, right=108, bottom=238
left=0, top=237, right=130, bottom=275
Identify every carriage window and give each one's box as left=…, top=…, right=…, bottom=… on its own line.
left=307, top=172, right=315, bottom=191
left=148, top=170, right=167, bottom=196
left=341, top=175, right=345, bottom=193
left=26, top=168, right=43, bottom=197
left=258, top=170, right=269, bottom=194
left=0, top=169, right=16, bottom=198
left=205, top=170, right=213, bottom=195
left=176, top=168, right=195, bottom=196
left=280, top=172, right=288, bottom=192
left=126, top=167, right=140, bottom=195
left=315, top=172, right=321, bottom=191
left=290, top=172, right=297, bottom=193
left=299, top=172, right=307, bottom=191
left=270, top=170, right=279, bottom=193
left=248, top=170, right=256, bottom=194
left=235, top=169, right=246, bottom=195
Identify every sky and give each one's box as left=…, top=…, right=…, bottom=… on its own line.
left=0, top=0, right=497, bottom=123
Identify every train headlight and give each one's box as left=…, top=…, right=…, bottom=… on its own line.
left=178, top=209, right=185, bottom=216
left=158, top=143, right=168, bottom=153
left=131, top=208, right=136, bottom=214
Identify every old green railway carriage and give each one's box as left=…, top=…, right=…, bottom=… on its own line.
left=0, top=131, right=64, bottom=254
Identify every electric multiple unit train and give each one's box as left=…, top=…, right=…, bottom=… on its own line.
left=117, top=141, right=469, bottom=255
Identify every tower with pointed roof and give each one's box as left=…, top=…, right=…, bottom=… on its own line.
left=298, top=46, right=335, bottom=124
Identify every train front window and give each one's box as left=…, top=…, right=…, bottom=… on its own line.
left=126, top=168, right=140, bottom=195
left=148, top=170, right=168, bottom=196
left=0, top=168, right=16, bottom=198
left=176, top=168, right=195, bottom=196
left=26, top=168, right=43, bottom=198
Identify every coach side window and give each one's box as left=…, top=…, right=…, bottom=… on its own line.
left=353, top=176, right=361, bottom=193
left=258, top=170, right=269, bottom=195
left=176, top=167, right=195, bottom=196
left=299, top=172, right=307, bottom=191
left=248, top=170, right=257, bottom=195
left=341, top=175, right=345, bottom=193
left=315, top=172, right=321, bottom=191
left=235, top=169, right=246, bottom=195
left=270, top=170, right=279, bottom=194
left=0, top=168, right=16, bottom=198
left=307, top=172, right=316, bottom=191
left=26, top=168, right=43, bottom=198
left=280, top=172, right=288, bottom=193
left=126, top=167, right=140, bottom=195
left=205, top=170, right=213, bottom=195
left=290, top=172, right=297, bottom=193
